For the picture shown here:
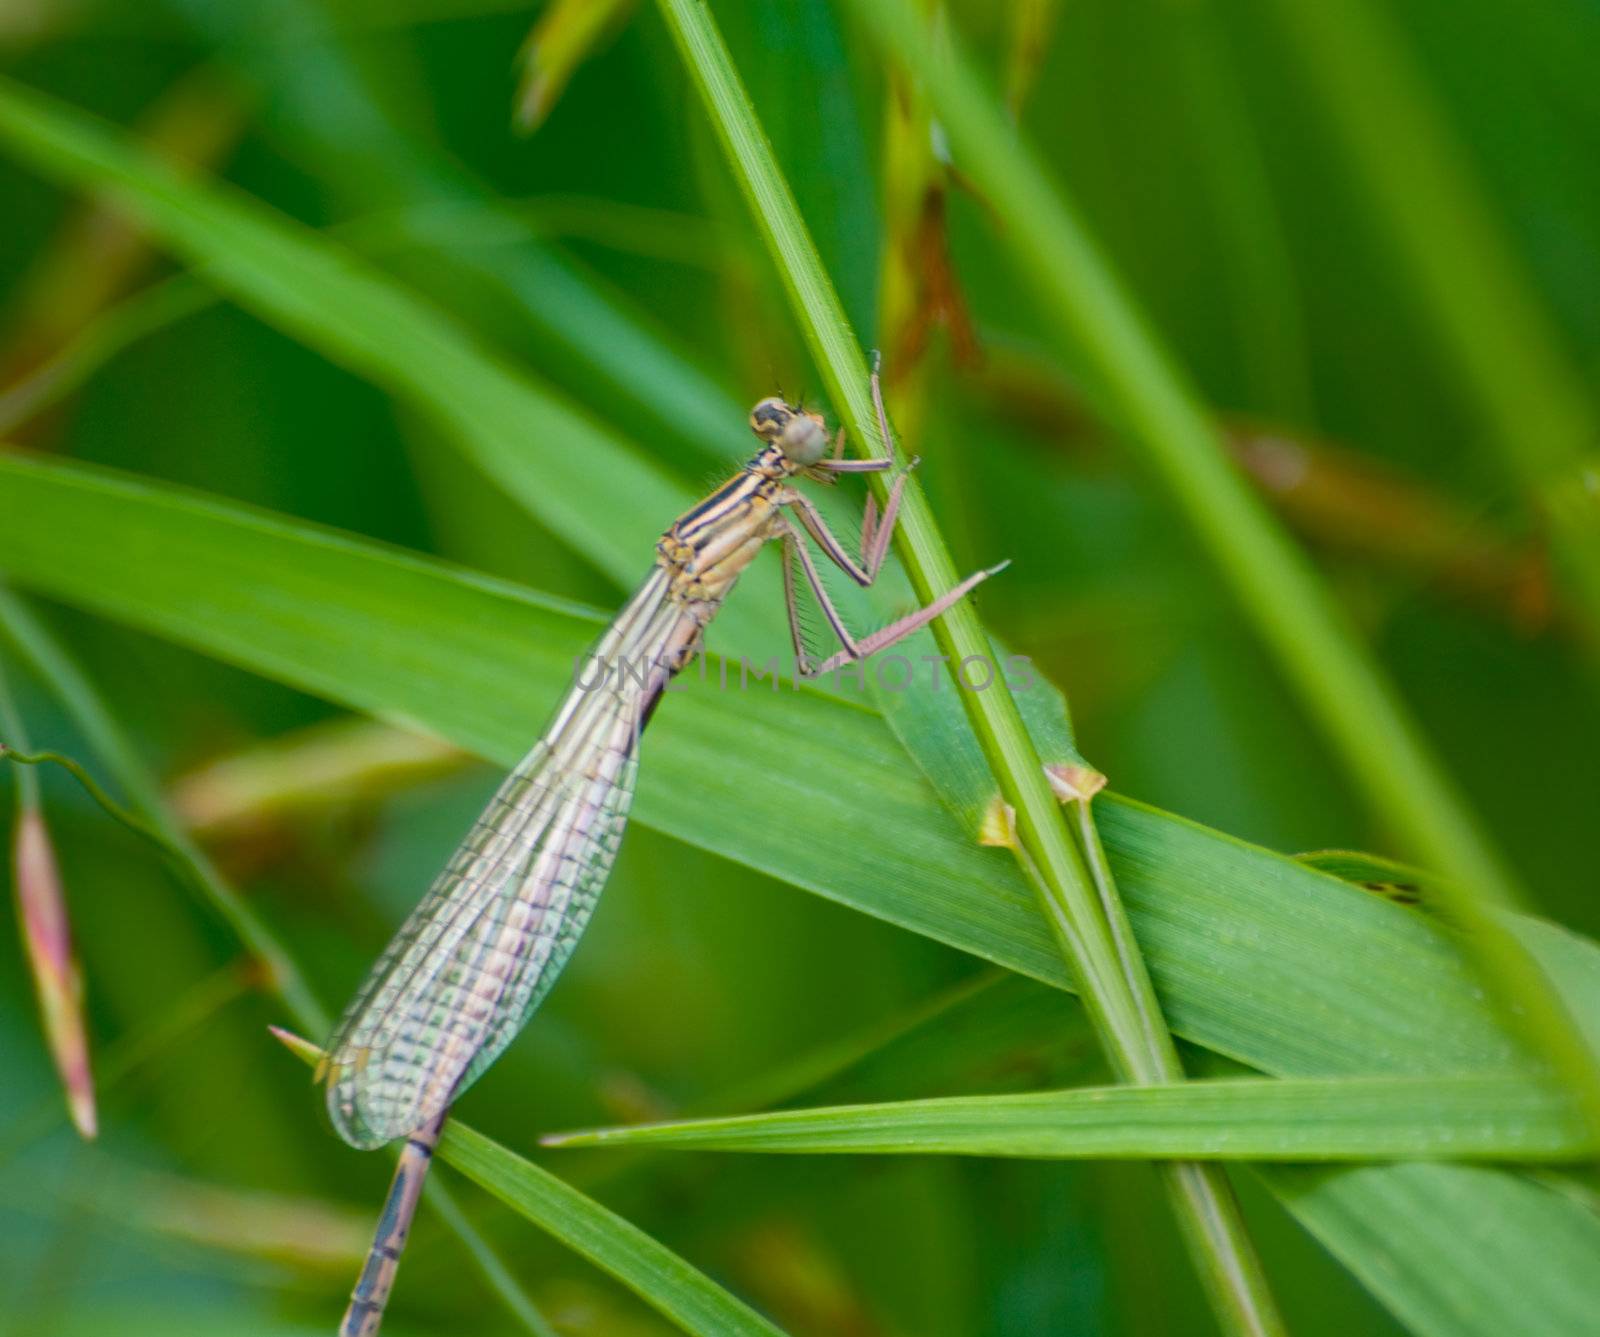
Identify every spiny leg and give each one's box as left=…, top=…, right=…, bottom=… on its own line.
left=864, top=357, right=912, bottom=575
left=859, top=455, right=919, bottom=580
left=782, top=518, right=1007, bottom=679
left=780, top=533, right=818, bottom=668
left=787, top=357, right=1001, bottom=676
left=804, top=361, right=918, bottom=577
left=870, top=352, right=895, bottom=456
left=801, top=561, right=1009, bottom=679
left=783, top=474, right=914, bottom=589
left=782, top=526, right=863, bottom=662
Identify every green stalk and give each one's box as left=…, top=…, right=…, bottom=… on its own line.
left=842, top=0, right=1600, bottom=1140
left=651, top=2, right=1283, bottom=1331
left=1071, top=800, right=1279, bottom=1333
left=1263, top=0, right=1600, bottom=646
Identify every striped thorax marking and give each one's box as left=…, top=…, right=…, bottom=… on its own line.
left=658, top=443, right=792, bottom=606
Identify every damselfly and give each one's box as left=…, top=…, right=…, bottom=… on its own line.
left=320, top=376, right=1005, bottom=1334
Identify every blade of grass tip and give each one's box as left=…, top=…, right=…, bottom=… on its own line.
left=1261, top=0, right=1600, bottom=648
left=0, top=659, right=97, bottom=1138
left=1004, top=0, right=1061, bottom=118
left=0, top=591, right=547, bottom=1335
left=270, top=1029, right=787, bottom=1337
left=553, top=970, right=1097, bottom=1201
left=513, top=0, right=636, bottom=133
left=650, top=3, right=1283, bottom=1332
left=843, top=0, right=1600, bottom=1143
left=542, top=1073, right=1587, bottom=1162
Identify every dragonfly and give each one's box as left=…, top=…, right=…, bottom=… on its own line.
left=320, top=374, right=1005, bottom=1335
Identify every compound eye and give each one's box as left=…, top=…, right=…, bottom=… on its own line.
left=749, top=398, right=791, bottom=439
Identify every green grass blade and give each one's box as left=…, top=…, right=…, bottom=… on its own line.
left=441, top=1123, right=786, bottom=1337
left=0, top=451, right=1548, bottom=1082
left=542, top=1074, right=1587, bottom=1161
left=0, top=74, right=679, bottom=592
left=843, top=0, right=1600, bottom=1148
left=168, top=0, right=748, bottom=468
left=1264, top=1161, right=1600, bottom=1337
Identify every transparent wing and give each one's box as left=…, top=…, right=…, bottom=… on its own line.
left=322, top=569, right=683, bottom=1148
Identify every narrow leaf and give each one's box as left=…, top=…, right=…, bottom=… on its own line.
left=542, top=1074, right=1588, bottom=1162
left=443, top=1123, right=785, bottom=1337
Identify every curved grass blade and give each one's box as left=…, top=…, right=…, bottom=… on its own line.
left=513, top=0, right=635, bottom=133
left=0, top=73, right=680, bottom=594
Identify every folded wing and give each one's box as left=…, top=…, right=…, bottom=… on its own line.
left=322, top=569, right=682, bottom=1148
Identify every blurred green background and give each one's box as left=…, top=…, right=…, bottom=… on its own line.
left=1, top=1, right=1598, bottom=1333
